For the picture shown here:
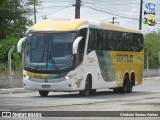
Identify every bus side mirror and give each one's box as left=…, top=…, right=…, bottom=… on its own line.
left=72, top=36, right=83, bottom=54
left=17, top=37, right=26, bottom=53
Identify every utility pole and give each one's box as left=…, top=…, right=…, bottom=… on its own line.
left=42, top=15, right=47, bottom=20
left=74, top=0, right=81, bottom=19
left=110, top=17, right=119, bottom=24
left=139, top=0, right=143, bottom=30
left=34, top=0, right=37, bottom=23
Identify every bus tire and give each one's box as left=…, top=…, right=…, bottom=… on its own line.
left=91, top=89, right=96, bottom=95
left=127, top=76, right=134, bottom=93
left=79, top=76, right=91, bottom=96
left=121, top=75, right=129, bottom=93
left=113, top=88, right=121, bottom=93
left=39, top=91, right=49, bottom=97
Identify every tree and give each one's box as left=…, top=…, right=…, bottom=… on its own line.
left=0, top=0, right=41, bottom=71
left=144, top=30, right=160, bottom=69
left=0, top=0, right=41, bottom=40
left=0, top=35, right=20, bottom=68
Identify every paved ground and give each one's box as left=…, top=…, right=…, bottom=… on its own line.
left=0, top=78, right=160, bottom=120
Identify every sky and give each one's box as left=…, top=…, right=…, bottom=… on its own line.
left=32, top=0, right=160, bottom=33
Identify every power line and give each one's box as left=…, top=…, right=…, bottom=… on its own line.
left=36, top=6, right=73, bottom=19
left=82, top=1, right=140, bottom=6
left=83, top=5, right=139, bottom=21
left=81, top=4, right=140, bottom=14
left=82, top=0, right=132, bottom=5
left=35, top=0, right=160, bottom=25
left=83, top=5, right=160, bottom=24
left=36, top=5, right=72, bottom=9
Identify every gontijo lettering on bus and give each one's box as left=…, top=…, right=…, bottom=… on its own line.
left=117, top=54, right=133, bottom=62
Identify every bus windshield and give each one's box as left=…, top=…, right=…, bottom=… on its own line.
left=24, top=32, right=77, bottom=71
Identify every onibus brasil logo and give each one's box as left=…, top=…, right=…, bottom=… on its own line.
left=144, top=3, right=156, bottom=26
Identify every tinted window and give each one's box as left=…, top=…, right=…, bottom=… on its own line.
left=75, top=28, right=87, bottom=66
left=87, top=28, right=143, bottom=52
left=132, top=33, right=143, bottom=52
left=87, top=29, right=97, bottom=53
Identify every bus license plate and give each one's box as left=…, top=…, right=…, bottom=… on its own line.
left=42, top=85, right=50, bottom=88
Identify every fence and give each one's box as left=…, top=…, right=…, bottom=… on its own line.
left=0, top=70, right=23, bottom=88
left=144, top=69, right=160, bottom=77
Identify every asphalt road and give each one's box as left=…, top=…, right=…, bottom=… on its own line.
left=0, top=78, right=160, bottom=120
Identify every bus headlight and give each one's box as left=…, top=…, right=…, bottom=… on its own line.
left=64, top=75, right=73, bottom=80
left=23, top=74, right=30, bottom=80
left=64, top=72, right=77, bottom=80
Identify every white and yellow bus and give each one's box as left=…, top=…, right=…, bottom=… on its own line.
left=17, top=19, right=144, bottom=97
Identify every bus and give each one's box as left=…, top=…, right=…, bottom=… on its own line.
left=17, top=19, right=144, bottom=97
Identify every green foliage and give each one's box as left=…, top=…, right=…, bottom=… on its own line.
left=0, top=0, right=42, bottom=72
left=0, top=63, right=7, bottom=71
left=0, top=0, right=41, bottom=40
left=0, top=36, right=22, bottom=69
left=144, top=30, right=160, bottom=69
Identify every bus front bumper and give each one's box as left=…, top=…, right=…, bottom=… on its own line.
left=23, top=78, right=79, bottom=92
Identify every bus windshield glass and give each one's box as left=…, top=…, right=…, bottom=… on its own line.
left=24, top=32, right=77, bottom=71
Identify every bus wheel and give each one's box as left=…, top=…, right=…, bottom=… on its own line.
left=121, top=76, right=129, bottom=93
left=39, top=91, right=49, bottom=97
left=127, top=77, right=134, bottom=93
left=79, top=77, right=91, bottom=96
left=91, top=89, right=96, bottom=95
left=113, top=88, right=121, bottom=93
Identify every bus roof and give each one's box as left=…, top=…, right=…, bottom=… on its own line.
left=30, top=19, right=142, bottom=34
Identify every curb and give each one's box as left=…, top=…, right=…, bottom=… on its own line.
left=0, top=88, right=32, bottom=94
left=143, top=77, right=160, bottom=80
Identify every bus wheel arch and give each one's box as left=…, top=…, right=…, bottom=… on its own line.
left=79, top=74, right=92, bottom=96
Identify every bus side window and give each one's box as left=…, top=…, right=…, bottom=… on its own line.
left=115, top=32, right=122, bottom=51
left=107, top=31, right=114, bottom=50
left=127, top=33, right=133, bottom=51
left=132, top=33, right=143, bottom=52
left=87, top=29, right=97, bottom=54
left=137, top=34, right=144, bottom=51
left=97, top=30, right=106, bottom=50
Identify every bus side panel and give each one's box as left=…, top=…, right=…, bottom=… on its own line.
left=135, top=50, right=144, bottom=85
left=109, top=50, right=144, bottom=87
left=83, top=50, right=117, bottom=89
left=82, top=51, right=96, bottom=89
left=94, top=50, right=117, bottom=88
